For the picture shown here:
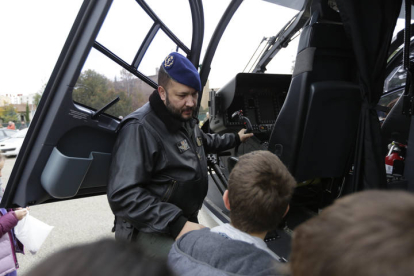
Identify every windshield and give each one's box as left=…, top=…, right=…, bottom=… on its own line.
left=209, top=0, right=298, bottom=88
left=11, top=129, right=27, bottom=138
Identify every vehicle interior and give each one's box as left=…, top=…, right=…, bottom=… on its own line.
left=1, top=0, right=411, bottom=260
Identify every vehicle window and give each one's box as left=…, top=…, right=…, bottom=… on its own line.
left=208, top=0, right=298, bottom=89
left=96, top=0, right=153, bottom=64
left=146, top=0, right=192, bottom=48
left=72, top=0, right=197, bottom=119
left=379, top=90, right=402, bottom=108
left=266, top=35, right=300, bottom=75
left=384, top=65, right=406, bottom=93
left=138, top=30, right=187, bottom=76
left=74, top=49, right=154, bottom=118
left=198, top=0, right=297, bottom=123
left=3, top=129, right=16, bottom=136
left=384, top=44, right=414, bottom=93
left=12, top=129, right=27, bottom=138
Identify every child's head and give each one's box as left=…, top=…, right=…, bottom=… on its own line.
left=226, top=150, right=296, bottom=234
left=27, top=238, right=174, bottom=276
left=289, top=190, right=414, bottom=276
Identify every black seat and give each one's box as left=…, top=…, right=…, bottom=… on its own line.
left=268, top=1, right=361, bottom=182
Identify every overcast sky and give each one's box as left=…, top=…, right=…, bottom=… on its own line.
left=0, top=0, right=406, bottom=96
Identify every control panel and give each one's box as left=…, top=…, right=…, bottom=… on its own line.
left=209, top=73, right=291, bottom=141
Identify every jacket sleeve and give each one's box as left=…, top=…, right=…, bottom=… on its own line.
left=0, top=211, right=18, bottom=237
left=107, top=121, right=187, bottom=237
left=200, top=130, right=240, bottom=154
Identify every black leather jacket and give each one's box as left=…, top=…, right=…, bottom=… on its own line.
left=107, top=91, right=239, bottom=240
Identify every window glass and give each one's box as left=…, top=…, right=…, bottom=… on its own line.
left=12, top=129, right=28, bottom=138
left=266, top=35, right=300, bottom=75
left=379, top=91, right=402, bottom=108
left=73, top=49, right=153, bottom=118
left=146, top=0, right=192, bottom=48
left=199, top=0, right=297, bottom=123
left=208, top=0, right=298, bottom=89
left=385, top=44, right=414, bottom=92
left=138, top=30, right=187, bottom=76
left=384, top=65, right=406, bottom=93
left=378, top=90, right=402, bottom=119
left=201, top=0, right=231, bottom=62
left=96, top=0, right=153, bottom=64
left=3, top=129, right=17, bottom=136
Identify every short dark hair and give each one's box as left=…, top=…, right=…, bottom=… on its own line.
left=158, top=66, right=172, bottom=90
left=26, top=239, right=174, bottom=276
left=228, top=150, right=296, bottom=233
left=289, top=190, right=414, bottom=276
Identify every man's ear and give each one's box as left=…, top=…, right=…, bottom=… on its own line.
left=223, top=190, right=231, bottom=211
left=283, top=204, right=290, bottom=218
left=158, top=86, right=167, bottom=101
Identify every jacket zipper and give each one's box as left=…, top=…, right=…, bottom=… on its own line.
left=162, top=180, right=177, bottom=202
left=8, top=232, right=19, bottom=269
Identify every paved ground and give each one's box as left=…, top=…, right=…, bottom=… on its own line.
left=2, top=157, right=219, bottom=275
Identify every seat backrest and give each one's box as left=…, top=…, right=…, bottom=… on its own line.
left=268, top=1, right=361, bottom=182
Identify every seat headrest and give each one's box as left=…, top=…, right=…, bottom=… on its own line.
left=311, top=0, right=341, bottom=23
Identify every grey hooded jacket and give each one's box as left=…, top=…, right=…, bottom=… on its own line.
left=168, top=228, right=287, bottom=276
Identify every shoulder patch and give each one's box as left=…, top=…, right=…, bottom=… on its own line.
left=196, top=136, right=203, bottom=147
left=177, top=139, right=190, bottom=153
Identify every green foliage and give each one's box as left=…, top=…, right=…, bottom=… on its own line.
left=73, top=69, right=147, bottom=118
left=25, top=103, right=30, bottom=122
left=0, top=105, right=19, bottom=123
left=34, top=83, right=46, bottom=107
left=34, top=93, right=42, bottom=108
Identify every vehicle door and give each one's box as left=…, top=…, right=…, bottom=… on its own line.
left=0, top=0, right=204, bottom=208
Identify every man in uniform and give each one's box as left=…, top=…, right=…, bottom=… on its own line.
left=107, top=52, right=253, bottom=258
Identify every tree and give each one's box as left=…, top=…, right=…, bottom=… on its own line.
left=73, top=69, right=147, bottom=118
left=0, top=105, right=19, bottom=123
left=34, top=83, right=46, bottom=107
left=34, top=93, right=42, bottom=108
left=25, top=103, right=30, bottom=122
left=73, top=69, right=110, bottom=106
left=120, top=69, right=135, bottom=97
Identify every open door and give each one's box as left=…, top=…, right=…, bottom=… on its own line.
left=1, top=0, right=204, bottom=208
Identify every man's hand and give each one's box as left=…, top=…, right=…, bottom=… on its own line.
left=14, top=208, right=28, bottom=221
left=175, top=221, right=206, bottom=240
left=238, top=129, right=254, bottom=143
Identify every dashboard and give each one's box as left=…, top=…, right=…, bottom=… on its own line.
left=210, top=73, right=291, bottom=140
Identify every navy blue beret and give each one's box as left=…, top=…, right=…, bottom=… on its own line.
left=162, top=52, right=202, bottom=92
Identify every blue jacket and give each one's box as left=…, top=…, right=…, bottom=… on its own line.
left=168, top=228, right=287, bottom=276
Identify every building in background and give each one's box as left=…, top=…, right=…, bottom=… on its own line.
left=0, top=93, right=37, bottom=125
left=0, top=93, right=36, bottom=106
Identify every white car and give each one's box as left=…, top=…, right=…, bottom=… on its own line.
left=0, top=128, right=28, bottom=157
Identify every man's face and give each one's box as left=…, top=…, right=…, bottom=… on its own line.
left=159, top=79, right=198, bottom=121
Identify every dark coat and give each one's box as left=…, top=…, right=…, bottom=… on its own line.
left=107, top=91, right=239, bottom=240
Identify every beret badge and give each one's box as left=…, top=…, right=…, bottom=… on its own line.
left=164, top=55, right=174, bottom=68
left=161, top=52, right=201, bottom=91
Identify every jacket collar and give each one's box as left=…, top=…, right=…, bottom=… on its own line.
left=149, top=90, right=198, bottom=133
